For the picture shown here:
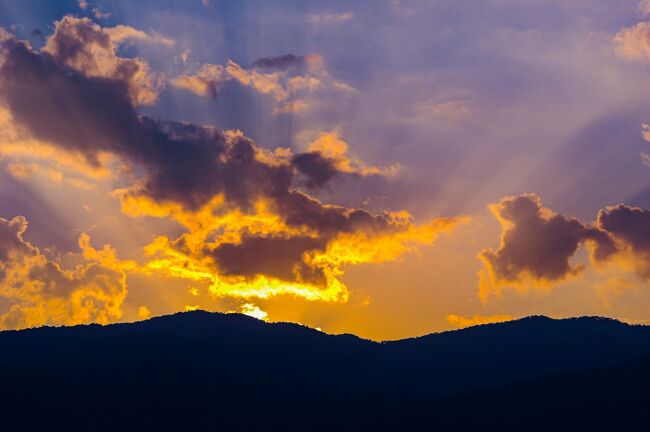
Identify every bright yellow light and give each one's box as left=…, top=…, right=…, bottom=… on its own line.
left=113, top=190, right=465, bottom=305
left=239, top=303, right=268, bottom=321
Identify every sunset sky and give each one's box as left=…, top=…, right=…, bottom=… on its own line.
left=1, top=0, right=650, bottom=340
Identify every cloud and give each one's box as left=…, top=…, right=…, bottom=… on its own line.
left=0, top=216, right=128, bottom=329
left=4, top=160, right=94, bottom=189
left=119, top=191, right=461, bottom=303
left=171, top=60, right=288, bottom=100
left=41, top=16, right=163, bottom=105
left=6, top=162, right=37, bottom=179
left=208, top=234, right=327, bottom=283
left=92, top=7, right=112, bottom=20
left=237, top=303, right=268, bottom=321
left=252, top=54, right=305, bottom=70
left=0, top=26, right=462, bottom=306
left=479, top=194, right=650, bottom=301
left=291, top=152, right=340, bottom=189
left=104, top=25, right=174, bottom=47
left=594, top=204, right=650, bottom=279
left=171, top=54, right=352, bottom=112
left=639, top=0, right=650, bottom=17
left=170, top=63, right=227, bottom=98
left=138, top=305, right=151, bottom=319
left=446, top=314, right=513, bottom=328
left=272, top=100, right=309, bottom=115
left=307, top=12, right=354, bottom=26
left=478, top=194, right=613, bottom=301
left=639, top=124, right=650, bottom=167
left=614, top=22, right=650, bottom=61
left=291, top=130, right=398, bottom=189
left=1, top=34, right=278, bottom=210
left=0, top=35, right=158, bottom=167
left=595, top=278, right=635, bottom=309
left=225, top=60, right=288, bottom=100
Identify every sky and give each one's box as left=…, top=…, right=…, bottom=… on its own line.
left=0, top=0, right=650, bottom=340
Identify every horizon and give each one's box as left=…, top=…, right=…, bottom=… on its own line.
left=1, top=0, right=650, bottom=340
left=1, top=309, right=645, bottom=343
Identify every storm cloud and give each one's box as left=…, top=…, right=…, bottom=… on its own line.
left=480, top=194, right=650, bottom=300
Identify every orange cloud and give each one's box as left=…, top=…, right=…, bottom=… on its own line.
left=115, top=191, right=462, bottom=304
left=170, top=63, right=227, bottom=98
left=137, top=305, right=151, bottom=319
left=304, top=130, right=399, bottom=177
left=104, top=24, right=174, bottom=47
left=171, top=54, right=353, bottom=112
left=0, top=216, right=128, bottom=329
left=595, top=278, right=635, bottom=309
left=614, top=22, right=650, bottom=61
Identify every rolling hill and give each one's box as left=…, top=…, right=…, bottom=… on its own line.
left=1, top=311, right=649, bottom=431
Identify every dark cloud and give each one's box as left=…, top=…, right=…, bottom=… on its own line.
left=0, top=216, right=34, bottom=261
left=481, top=194, right=593, bottom=283
left=251, top=54, right=304, bottom=70
left=41, top=16, right=159, bottom=105
left=596, top=204, right=650, bottom=254
left=275, top=190, right=395, bottom=236
left=0, top=36, right=294, bottom=210
left=595, top=204, right=650, bottom=278
left=0, top=25, right=417, bottom=287
left=0, top=31, right=349, bottom=210
left=583, top=227, right=617, bottom=262
left=1, top=37, right=143, bottom=165
left=291, top=151, right=340, bottom=189
left=208, top=234, right=327, bottom=283
left=481, top=195, right=650, bottom=298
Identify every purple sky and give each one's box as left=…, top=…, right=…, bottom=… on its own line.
left=0, top=0, right=649, bottom=338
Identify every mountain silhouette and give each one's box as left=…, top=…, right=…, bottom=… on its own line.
left=2, top=311, right=650, bottom=431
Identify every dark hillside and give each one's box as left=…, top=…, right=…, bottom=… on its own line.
left=1, top=311, right=649, bottom=431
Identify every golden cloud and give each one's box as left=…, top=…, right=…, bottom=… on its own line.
left=0, top=216, right=128, bottom=329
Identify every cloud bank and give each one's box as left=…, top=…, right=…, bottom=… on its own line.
left=0, top=17, right=461, bottom=326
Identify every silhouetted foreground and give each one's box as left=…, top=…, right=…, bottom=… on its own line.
left=2, top=312, right=650, bottom=431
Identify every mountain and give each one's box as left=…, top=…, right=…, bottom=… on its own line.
left=1, top=311, right=649, bottom=431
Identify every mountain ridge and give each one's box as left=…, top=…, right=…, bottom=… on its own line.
left=2, top=311, right=649, bottom=430
left=2, top=309, right=642, bottom=341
